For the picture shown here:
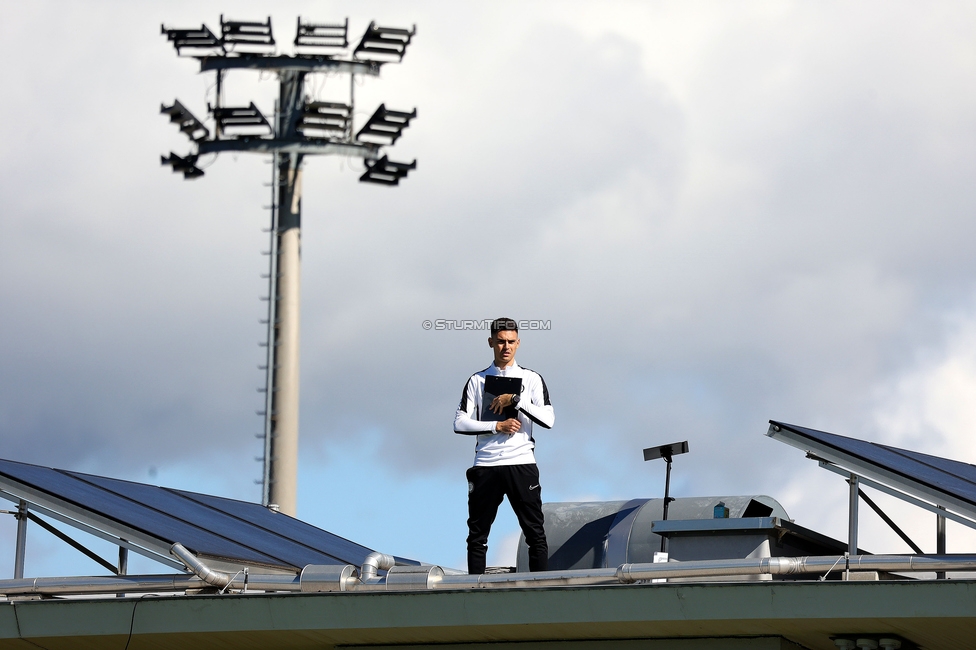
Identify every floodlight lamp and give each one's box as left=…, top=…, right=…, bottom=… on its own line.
left=295, top=17, right=348, bottom=50
left=213, top=103, right=272, bottom=137
left=299, top=102, right=351, bottom=137
left=161, top=24, right=222, bottom=55
left=221, top=15, right=275, bottom=52
left=161, top=100, right=210, bottom=142
left=161, top=152, right=204, bottom=179
left=643, top=440, right=689, bottom=545
left=643, top=441, right=689, bottom=463
left=354, top=22, right=415, bottom=62
left=359, top=156, right=416, bottom=186
left=356, top=104, right=417, bottom=145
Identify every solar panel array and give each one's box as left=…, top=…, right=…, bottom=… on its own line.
left=767, top=420, right=976, bottom=515
left=0, top=457, right=381, bottom=571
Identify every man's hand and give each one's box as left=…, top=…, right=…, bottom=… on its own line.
left=495, top=418, right=521, bottom=434
left=490, top=393, right=515, bottom=414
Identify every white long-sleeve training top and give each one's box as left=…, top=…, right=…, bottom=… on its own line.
left=454, top=362, right=555, bottom=467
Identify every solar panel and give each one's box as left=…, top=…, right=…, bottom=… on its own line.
left=766, top=420, right=976, bottom=523
left=176, top=490, right=373, bottom=564
left=75, top=473, right=349, bottom=567
left=0, top=457, right=383, bottom=573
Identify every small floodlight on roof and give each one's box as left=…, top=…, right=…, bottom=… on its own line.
left=643, top=440, right=690, bottom=553
left=299, top=102, right=351, bottom=137
left=161, top=152, right=204, bottom=179
left=295, top=17, right=348, bottom=49
left=161, top=100, right=210, bottom=142
left=354, top=22, right=415, bottom=62
left=213, top=103, right=272, bottom=137
left=643, top=441, right=689, bottom=462
left=359, top=156, right=416, bottom=186
left=356, top=104, right=417, bottom=146
left=221, top=15, right=275, bottom=51
left=160, top=24, right=222, bottom=55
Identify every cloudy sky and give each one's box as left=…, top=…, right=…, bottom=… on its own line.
left=1, top=1, right=975, bottom=576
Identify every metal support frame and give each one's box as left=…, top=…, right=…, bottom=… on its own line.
left=24, top=511, right=119, bottom=575
left=819, top=460, right=976, bottom=532
left=119, top=545, right=129, bottom=576
left=258, top=145, right=279, bottom=508
left=197, top=137, right=378, bottom=158
left=937, top=505, right=947, bottom=580
left=0, top=488, right=186, bottom=572
left=821, top=459, right=976, bottom=570
left=857, top=488, right=923, bottom=554
left=6, top=495, right=142, bottom=578
left=660, top=456, right=674, bottom=553
left=847, top=474, right=859, bottom=556
left=14, top=500, right=27, bottom=579
left=199, top=55, right=380, bottom=75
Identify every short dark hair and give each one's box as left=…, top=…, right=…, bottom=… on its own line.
left=490, top=317, right=518, bottom=337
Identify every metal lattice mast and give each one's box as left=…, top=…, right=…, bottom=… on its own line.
left=259, top=144, right=279, bottom=508
left=160, top=16, right=418, bottom=516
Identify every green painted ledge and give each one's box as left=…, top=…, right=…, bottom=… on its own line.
left=1, top=580, right=974, bottom=650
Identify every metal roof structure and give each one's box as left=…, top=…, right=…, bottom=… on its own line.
left=0, top=458, right=382, bottom=574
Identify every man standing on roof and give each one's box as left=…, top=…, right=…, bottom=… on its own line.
left=454, top=317, right=555, bottom=574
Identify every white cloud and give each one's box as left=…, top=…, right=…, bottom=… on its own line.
left=872, top=308, right=976, bottom=461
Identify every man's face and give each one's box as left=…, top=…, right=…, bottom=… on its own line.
left=489, top=329, right=519, bottom=367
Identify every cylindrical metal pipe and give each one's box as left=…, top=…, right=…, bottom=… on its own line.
left=7, top=553, right=976, bottom=598
left=0, top=572, right=302, bottom=597
left=300, top=564, right=358, bottom=592
left=0, top=575, right=204, bottom=596
left=268, top=156, right=303, bottom=518
left=847, top=554, right=976, bottom=573
left=242, top=573, right=301, bottom=592
left=171, top=541, right=302, bottom=592
left=431, top=568, right=619, bottom=590
left=616, top=557, right=787, bottom=583
left=170, top=543, right=231, bottom=588
left=430, top=554, right=976, bottom=589
left=383, top=565, right=444, bottom=590
left=266, top=71, right=308, bottom=518
left=360, top=552, right=396, bottom=582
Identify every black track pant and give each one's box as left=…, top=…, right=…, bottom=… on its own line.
left=466, top=463, right=548, bottom=574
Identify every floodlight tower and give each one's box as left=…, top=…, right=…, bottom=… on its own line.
left=160, top=16, right=418, bottom=516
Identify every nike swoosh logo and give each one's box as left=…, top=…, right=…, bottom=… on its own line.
left=529, top=484, right=539, bottom=490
